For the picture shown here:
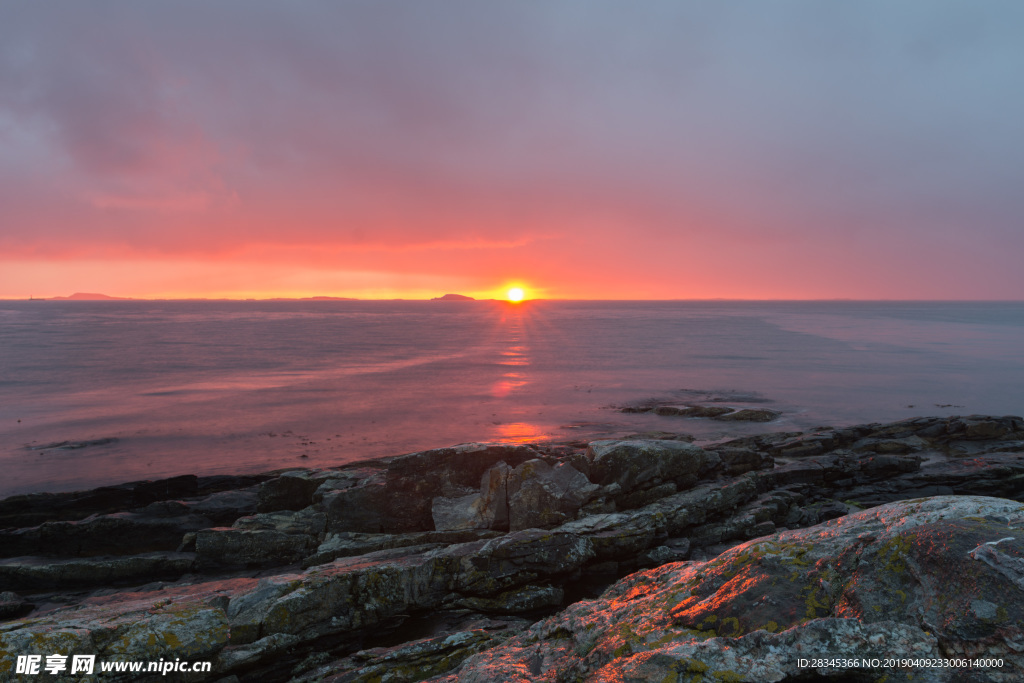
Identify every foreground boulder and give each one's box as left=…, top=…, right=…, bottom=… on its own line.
left=443, top=495, right=1024, bottom=682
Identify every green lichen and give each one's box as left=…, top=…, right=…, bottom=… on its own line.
left=717, top=617, right=743, bottom=637
left=874, top=533, right=917, bottom=583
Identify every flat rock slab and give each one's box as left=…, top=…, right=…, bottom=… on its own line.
left=0, top=552, right=196, bottom=591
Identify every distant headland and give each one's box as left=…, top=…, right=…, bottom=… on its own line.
left=430, top=293, right=475, bottom=301
left=47, top=292, right=132, bottom=300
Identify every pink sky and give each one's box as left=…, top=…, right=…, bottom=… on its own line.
left=2, top=2, right=1023, bottom=300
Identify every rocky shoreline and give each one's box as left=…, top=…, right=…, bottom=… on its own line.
left=2, top=414, right=1024, bottom=681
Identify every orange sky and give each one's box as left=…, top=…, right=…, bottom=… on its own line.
left=2, top=3, right=1023, bottom=300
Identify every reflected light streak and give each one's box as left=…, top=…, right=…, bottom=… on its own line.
left=493, top=422, right=548, bottom=443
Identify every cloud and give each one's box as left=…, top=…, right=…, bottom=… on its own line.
left=2, top=1, right=1023, bottom=297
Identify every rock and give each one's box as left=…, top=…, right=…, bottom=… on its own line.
left=225, top=575, right=306, bottom=645
left=187, top=489, right=260, bottom=525
left=684, top=405, right=735, bottom=418
left=195, top=527, right=316, bottom=568
left=619, top=431, right=695, bottom=442
left=293, top=629, right=500, bottom=683
left=836, top=453, right=1024, bottom=507
left=0, top=474, right=204, bottom=529
left=714, top=408, right=781, bottom=422
left=233, top=507, right=326, bottom=537
left=0, top=591, right=232, bottom=681
left=384, top=444, right=541, bottom=532
left=852, top=435, right=929, bottom=454
left=0, top=552, right=195, bottom=591
left=557, top=512, right=658, bottom=561
left=0, top=527, right=591, bottom=678
left=454, top=585, right=565, bottom=614
left=322, top=476, right=389, bottom=533
left=710, top=446, right=773, bottom=476
left=303, top=529, right=500, bottom=567
left=651, top=405, right=687, bottom=416
left=453, top=530, right=595, bottom=596
left=217, top=632, right=302, bottom=673
left=0, top=512, right=213, bottom=558
left=506, top=460, right=599, bottom=531
left=131, top=474, right=200, bottom=505
left=956, top=416, right=1022, bottom=440
left=431, top=462, right=514, bottom=532
left=614, top=481, right=678, bottom=510
left=5, top=416, right=1024, bottom=681
left=0, top=592, right=33, bottom=620
left=442, top=496, right=1024, bottom=682
left=257, top=471, right=323, bottom=513
left=310, top=467, right=381, bottom=503
left=638, top=543, right=689, bottom=566
left=585, top=440, right=719, bottom=494
left=431, top=493, right=487, bottom=532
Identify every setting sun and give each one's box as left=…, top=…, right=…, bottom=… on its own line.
left=506, top=287, right=525, bottom=302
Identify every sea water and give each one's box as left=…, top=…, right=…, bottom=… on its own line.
left=1, top=300, right=1022, bottom=497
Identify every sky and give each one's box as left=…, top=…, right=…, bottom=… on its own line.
left=1, top=1, right=1023, bottom=300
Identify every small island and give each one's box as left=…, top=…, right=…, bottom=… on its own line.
left=431, top=294, right=475, bottom=301
left=47, top=292, right=132, bottom=300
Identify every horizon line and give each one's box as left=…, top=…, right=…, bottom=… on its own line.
left=5, top=296, right=1024, bottom=303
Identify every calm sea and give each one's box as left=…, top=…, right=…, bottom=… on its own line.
left=1, top=300, right=1022, bottom=497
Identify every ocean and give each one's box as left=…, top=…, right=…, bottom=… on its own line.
left=1, top=300, right=1022, bottom=497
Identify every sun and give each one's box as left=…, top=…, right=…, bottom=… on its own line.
left=506, top=287, right=525, bottom=302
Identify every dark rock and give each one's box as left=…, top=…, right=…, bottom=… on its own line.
left=453, top=585, right=564, bottom=614
left=186, top=489, right=260, bottom=525
left=0, top=512, right=213, bottom=558
left=453, top=530, right=595, bottom=596
left=708, top=446, right=773, bottom=476
left=293, top=629, right=503, bottom=683
left=195, top=528, right=314, bottom=568
left=506, top=460, right=598, bottom=531
left=837, top=454, right=1024, bottom=507
left=431, top=462, right=513, bottom=532
left=303, top=529, right=501, bottom=567
left=615, top=482, right=678, bottom=510
left=323, top=476, right=389, bottom=533
left=234, top=508, right=326, bottom=537
left=257, top=471, right=323, bottom=513
left=681, top=405, right=734, bottom=418
left=714, top=408, right=781, bottom=422
left=0, top=552, right=195, bottom=591
left=0, top=474, right=201, bottom=529
left=0, top=592, right=33, bottom=620
left=384, top=443, right=541, bottom=532
left=585, top=439, right=719, bottom=493
left=132, top=474, right=199, bottom=505
left=619, top=431, right=695, bottom=442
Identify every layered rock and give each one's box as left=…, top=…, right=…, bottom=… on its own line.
left=1, top=415, right=1023, bottom=681
left=442, top=496, right=1024, bottom=682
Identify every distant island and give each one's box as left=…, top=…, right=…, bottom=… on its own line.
left=431, top=293, right=475, bottom=301
left=47, top=292, right=132, bottom=300
left=266, top=296, right=359, bottom=301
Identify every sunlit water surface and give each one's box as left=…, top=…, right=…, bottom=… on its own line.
left=1, top=300, right=1022, bottom=496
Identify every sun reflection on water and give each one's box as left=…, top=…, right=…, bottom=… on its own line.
left=494, top=422, right=549, bottom=443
